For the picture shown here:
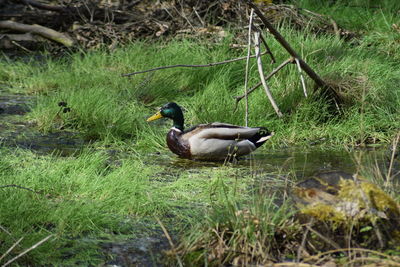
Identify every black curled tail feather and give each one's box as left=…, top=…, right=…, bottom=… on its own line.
left=248, top=127, right=272, bottom=148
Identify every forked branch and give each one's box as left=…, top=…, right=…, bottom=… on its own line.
left=245, top=0, right=327, bottom=88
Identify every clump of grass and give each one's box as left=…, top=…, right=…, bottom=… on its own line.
left=170, top=190, right=300, bottom=266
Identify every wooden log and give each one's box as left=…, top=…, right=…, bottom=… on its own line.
left=0, top=20, right=74, bottom=47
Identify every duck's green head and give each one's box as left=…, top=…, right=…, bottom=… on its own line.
left=147, top=102, right=184, bottom=131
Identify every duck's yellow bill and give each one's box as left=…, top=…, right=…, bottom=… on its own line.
left=147, top=111, right=163, bottom=122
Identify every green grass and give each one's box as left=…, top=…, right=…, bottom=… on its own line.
left=0, top=148, right=261, bottom=265
left=1, top=0, right=399, bottom=265
left=1, top=24, right=399, bottom=148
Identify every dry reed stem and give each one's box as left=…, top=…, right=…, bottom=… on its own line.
left=294, top=57, right=308, bottom=98
left=386, top=132, right=400, bottom=187
left=0, top=225, right=12, bottom=236
left=155, top=217, right=183, bottom=267
left=244, top=8, right=254, bottom=126
left=0, top=237, right=23, bottom=263
left=253, top=30, right=283, bottom=117
left=273, top=263, right=318, bottom=267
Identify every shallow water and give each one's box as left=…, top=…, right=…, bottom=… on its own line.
left=152, top=146, right=393, bottom=180
left=0, top=92, right=85, bottom=156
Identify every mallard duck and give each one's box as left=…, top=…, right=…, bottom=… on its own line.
left=147, top=102, right=273, bottom=161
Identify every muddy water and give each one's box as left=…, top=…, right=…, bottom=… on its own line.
left=156, top=146, right=393, bottom=182
left=0, top=93, right=85, bottom=156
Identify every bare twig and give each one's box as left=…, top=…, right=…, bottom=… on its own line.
left=386, top=132, right=400, bottom=187
left=329, top=18, right=340, bottom=39
left=0, top=237, right=23, bottom=263
left=0, top=225, right=12, bottom=236
left=2, top=235, right=53, bottom=267
left=0, top=184, right=40, bottom=194
left=254, top=31, right=283, bottom=117
left=155, top=217, right=183, bottom=267
left=10, top=40, right=33, bottom=53
left=122, top=51, right=267, bottom=77
left=305, top=225, right=341, bottom=250
left=234, top=57, right=293, bottom=103
left=251, top=25, right=276, bottom=64
left=192, top=7, right=205, bottom=27
left=294, top=57, right=308, bottom=97
left=244, top=8, right=254, bottom=127
left=297, top=221, right=311, bottom=262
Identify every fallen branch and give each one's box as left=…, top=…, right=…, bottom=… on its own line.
left=0, top=20, right=74, bottom=47
left=0, top=184, right=41, bottom=194
left=253, top=31, right=282, bottom=117
left=122, top=51, right=268, bottom=77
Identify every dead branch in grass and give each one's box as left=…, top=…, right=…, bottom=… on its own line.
left=121, top=51, right=268, bottom=77
left=1, top=235, right=53, bottom=267
left=0, top=237, right=24, bottom=263
left=243, top=8, right=255, bottom=126
left=253, top=30, right=282, bottom=117
left=0, top=184, right=41, bottom=194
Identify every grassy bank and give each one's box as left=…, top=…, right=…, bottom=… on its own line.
left=1, top=0, right=399, bottom=265
left=2, top=7, right=399, bottom=147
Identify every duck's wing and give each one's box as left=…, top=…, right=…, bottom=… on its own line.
left=184, top=122, right=262, bottom=140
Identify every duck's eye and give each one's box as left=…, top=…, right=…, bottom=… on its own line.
left=162, top=109, right=173, bottom=117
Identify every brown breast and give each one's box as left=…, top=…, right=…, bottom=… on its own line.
left=166, top=129, right=191, bottom=159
